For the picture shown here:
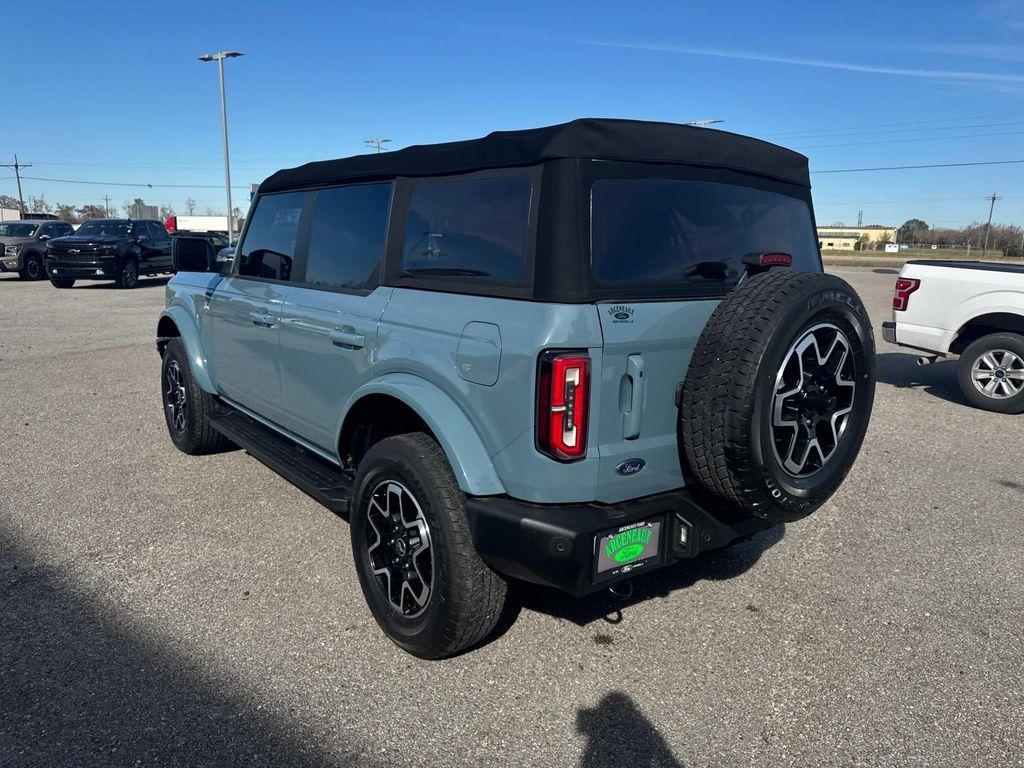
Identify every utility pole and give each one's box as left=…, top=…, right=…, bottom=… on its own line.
left=0, top=155, right=32, bottom=217
left=365, top=138, right=391, bottom=154
left=103, top=195, right=111, bottom=217
left=982, top=193, right=1000, bottom=259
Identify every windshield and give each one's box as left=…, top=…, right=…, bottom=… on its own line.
left=0, top=223, right=39, bottom=237
left=591, top=179, right=819, bottom=287
left=75, top=220, right=132, bottom=237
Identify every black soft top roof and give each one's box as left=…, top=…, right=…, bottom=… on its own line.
left=260, top=118, right=810, bottom=193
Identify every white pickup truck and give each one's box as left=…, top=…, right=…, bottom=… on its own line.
left=882, top=259, right=1024, bottom=413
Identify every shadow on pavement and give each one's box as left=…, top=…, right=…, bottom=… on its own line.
left=875, top=351, right=968, bottom=406
left=507, top=524, right=784, bottom=629
left=577, top=691, right=684, bottom=767
left=77, top=276, right=171, bottom=290
left=0, top=526, right=377, bottom=768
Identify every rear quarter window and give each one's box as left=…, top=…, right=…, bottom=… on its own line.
left=401, top=176, right=532, bottom=280
left=591, top=179, right=819, bottom=287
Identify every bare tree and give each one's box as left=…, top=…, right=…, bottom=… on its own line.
left=29, top=195, right=54, bottom=214
left=56, top=203, right=77, bottom=223
left=184, top=197, right=196, bottom=215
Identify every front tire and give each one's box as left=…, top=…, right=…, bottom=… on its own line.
left=957, top=333, right=1024, bottom=414
left=117, top=256, right=139, bottom=288
left=20, top=253, right=45, bottom=280
left=351, top=433, right=507, bottom=659
left=161, top=338, right=232, bottom=454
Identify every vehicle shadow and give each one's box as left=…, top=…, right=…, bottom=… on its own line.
left=875, top=351, right=968, bottom=407
left=576, top=691, right=685, bottom=767
left=0, top=525, right=381, bottom=768
left=503, top=524, right=784, bottom=630
left=77, top=276, right=172, bottom=290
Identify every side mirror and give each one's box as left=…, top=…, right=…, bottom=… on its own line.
left=172, top=236, right=217, bottom=273
left=216, top=246, right=235, bottom=275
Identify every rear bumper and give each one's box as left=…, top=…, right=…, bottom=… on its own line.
left=882, top=321, right=896, bottom=344
left=465, top=489, right=773, bottom=596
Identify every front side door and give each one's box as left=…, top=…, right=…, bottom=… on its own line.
left=277, top=182, right=394, bottom=452
left=208, top=191, right=305, bottom=426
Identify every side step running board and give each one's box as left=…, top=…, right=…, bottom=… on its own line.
left=209, top=409, right=354, bottom=514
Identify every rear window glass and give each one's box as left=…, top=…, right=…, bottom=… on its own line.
left=591, top=180, right=819, bottom=286
left=306, top=182, right=392, bottom=290
left=402, top=176, right=532, bottom=280
left=238, top=191, right=304, bottom=281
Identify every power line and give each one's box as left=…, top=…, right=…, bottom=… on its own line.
left=796, top=128, right=1024, bottom=150
left=16, top=175, right=250, bottom=190
left=766, top=111, right=1024, bottom=139
left=812, top=159, right=1024, bottom=174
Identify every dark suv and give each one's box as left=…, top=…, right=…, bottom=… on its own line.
left=0, top=219, right=75, bottom=280
left=46, top=219, right=173, bottom=288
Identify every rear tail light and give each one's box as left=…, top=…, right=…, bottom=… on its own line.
left=892, top=277, right=920, bottom=311
left=165, top=215, right=177, bottom=233
left=537, top=350, right=590, bottom=461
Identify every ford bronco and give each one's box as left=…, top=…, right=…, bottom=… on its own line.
left=158, top=119, right=876, bottom=658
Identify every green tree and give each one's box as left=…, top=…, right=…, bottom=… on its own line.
left=898, top=218, right=929, bottom=244
left=77, top=204, right=108, bottom=220
left=56, top=202, right=77, bottom=223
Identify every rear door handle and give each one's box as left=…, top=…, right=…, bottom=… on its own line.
left=249, top=311, right=276, bottom=328
left=622, top=354, right=645, bottom=439
left=330, top=328, right=366, bottom=350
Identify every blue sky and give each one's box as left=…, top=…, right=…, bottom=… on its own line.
left=5, top=0, right=1024, bottom=229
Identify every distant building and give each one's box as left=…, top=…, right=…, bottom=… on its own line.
left=127, top=202, right=159, bottom=219
left=817, top=225, right=898, bottom=251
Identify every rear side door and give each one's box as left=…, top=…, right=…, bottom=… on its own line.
left=588, top=172, right=821, bottom=503
left=277, top=182, right=394, bottom=452
left=208, top=191, right=305, bottom=425
left=146, top=221, right=173, bottom=269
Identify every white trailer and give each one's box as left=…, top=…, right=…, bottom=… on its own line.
left=165, top=215, right=229, bottom=234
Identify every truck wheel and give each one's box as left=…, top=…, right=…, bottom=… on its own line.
left=680, top=270, right=876, bottom=523
left=117, top=257, right=139, bottom=288
left=957, top=333, right=1024, bottom=414
left=20, top=253, right=44, bottom=280
left=49, top=277, right=75, bottom=289
left=160, top=338, right=232, bottom=454
left=350, top=433, right=507, bottom=659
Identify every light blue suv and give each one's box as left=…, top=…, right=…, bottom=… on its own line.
left=158, top=119, right=876, bottom=658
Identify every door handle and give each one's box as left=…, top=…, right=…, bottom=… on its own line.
left=622, top=354, right=645, bottom=439
left=330, top=328, right=366, bottom=350
left=249, top=311, right=276, bottom=328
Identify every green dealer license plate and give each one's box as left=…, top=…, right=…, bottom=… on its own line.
left=595, top=519, right=663, bottom=577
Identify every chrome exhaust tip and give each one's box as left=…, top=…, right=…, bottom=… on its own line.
left=917, top=355, right=938, bottom=366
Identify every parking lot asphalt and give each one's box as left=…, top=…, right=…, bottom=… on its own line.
left=1, top=267, right=1021, bottom=768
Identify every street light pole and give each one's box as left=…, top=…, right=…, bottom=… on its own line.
left=199, top=50, right=244, bottom=243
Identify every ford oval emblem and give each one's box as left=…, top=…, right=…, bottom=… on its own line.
left=615, top=458, right=646, bottom=476
left=613, top=311, right=631, bottom=320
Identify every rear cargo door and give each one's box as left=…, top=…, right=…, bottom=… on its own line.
left=595, top=300, right=716, bottom=503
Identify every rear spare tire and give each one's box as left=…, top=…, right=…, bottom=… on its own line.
left=680, top=270, right=875, bottom=523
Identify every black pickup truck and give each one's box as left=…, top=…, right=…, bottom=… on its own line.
left=45, top=219, right=173, bottom=289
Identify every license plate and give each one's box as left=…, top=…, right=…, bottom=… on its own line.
left=595, top=519, right=662, bottom=575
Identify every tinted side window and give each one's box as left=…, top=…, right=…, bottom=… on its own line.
left=305, top=183, right=392, bottom=290
left=591, top=180, right=819, bottom=286
left=402, top=176, right=532, bottom=280
left=237, top=192, right=304, bottom=281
